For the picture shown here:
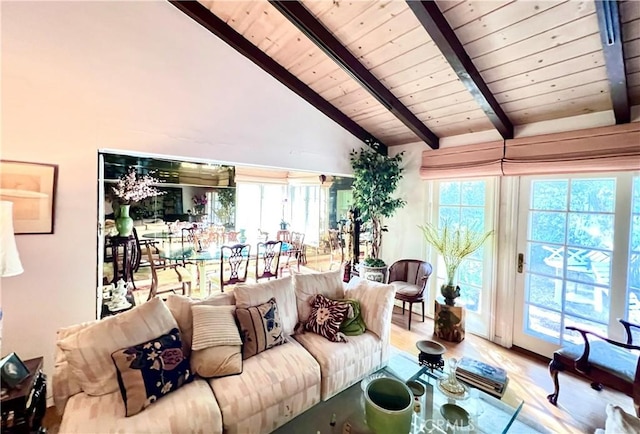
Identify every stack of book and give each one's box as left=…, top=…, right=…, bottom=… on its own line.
left=455, top=357, right=508, bottom=398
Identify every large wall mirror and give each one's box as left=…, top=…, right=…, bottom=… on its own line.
left=98, top=152, right=354, bottom=312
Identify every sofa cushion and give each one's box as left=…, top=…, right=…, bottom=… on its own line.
left=59, top=379, right=222, bottom=434
left=165, top=293, right=235, bottom=356
left=58, top=297, right=178, bottom=396
left=236, top=298, right=285, bottom=359
left=345, top=277, right=395, bottom=340
left=293, top=330, right=383, bottom=400
left=304, top=294, right=350, bottom=343
left=234, top=277, right=297, bottom=336
left=209, top=338, right=321, bottom=434
left=111, top=328, right=193, bottom=417
left=191, top=305, right=242, bottom=350
left=293, top=270, right=344, bottom=324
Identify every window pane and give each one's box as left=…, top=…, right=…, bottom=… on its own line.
left=567, top=214, right=614, bottom=249
left=526, top=274, right=562, bottom=311
left=525, top=305, right=561, bottom=344
left=460, top=208, right=484, bottom=228
left=461, top=181, right=485, bottom=206
left=529, top=242, right=560, bottom=276
left=440, top=182, right=460, bottom=205
left=564, top=281, right=610, bottom=323
left=439, top=207, right=460, bottom=225
left=530, top=211, right=566, bottom=244
left=532, top=180, right=567, bottom=211
left=569, top=179, right=615, bottom=213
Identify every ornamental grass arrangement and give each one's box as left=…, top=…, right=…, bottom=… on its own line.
left=419, top=220, right=493, bottom=306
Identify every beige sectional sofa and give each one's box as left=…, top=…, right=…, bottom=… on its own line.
left=53, top=271, right=396, bottom=434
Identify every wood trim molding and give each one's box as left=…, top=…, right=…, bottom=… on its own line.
left=169, top=0, right=388, bottom=155
left=269, top=0, right=439, bottom=150
left=407, top=1, right=514, bottom=140
left=595, top=0, right=630, bottom=124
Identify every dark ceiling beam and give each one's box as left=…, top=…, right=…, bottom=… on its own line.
left=270, top=0, right=439, bottom=150
left=595, top=0, right=630, bottom=124
left=407, top=1, right=513, bottom=140
left=169, top=1, right=388, bottom=155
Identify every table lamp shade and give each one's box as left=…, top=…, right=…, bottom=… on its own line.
left=1, top=201, right=23, bottom=277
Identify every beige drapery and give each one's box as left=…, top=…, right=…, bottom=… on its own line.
left=420, top=123, right=640, bottom=180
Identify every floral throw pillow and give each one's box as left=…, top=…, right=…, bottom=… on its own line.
left=236, top=297, right=285, bottom=359
left=111, top=328, right=193, bottom=416
left=304, top=294, right=351, bottom=342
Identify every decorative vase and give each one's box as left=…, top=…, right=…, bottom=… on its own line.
left=441, top=284, right=461, bottom=306
left=115, top=204, right=134, bottom=237
left=238, top=229, right=247, bottom=243
left=364, top=377, right=413, bottom=434
left=361, top=265, right=388, bottom=283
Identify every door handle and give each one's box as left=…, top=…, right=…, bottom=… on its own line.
left=517, top=253, right=524, bottom=273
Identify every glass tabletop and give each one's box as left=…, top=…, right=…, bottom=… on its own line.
left=273, top=352, right=531, bottom=434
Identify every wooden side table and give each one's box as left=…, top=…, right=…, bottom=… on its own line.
left=109, top=235, right=138, bottom=289
left=1, top=357, right=47, bottom=433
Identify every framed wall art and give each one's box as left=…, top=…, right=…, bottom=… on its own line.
left=0, top=160, right=58, bottom=234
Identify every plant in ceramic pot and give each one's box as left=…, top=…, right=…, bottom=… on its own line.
left=112, top=168, right=164, bottom=237
left=350, top=141, right=406, bottom=276
left=419, top=221, right=493, bottom=306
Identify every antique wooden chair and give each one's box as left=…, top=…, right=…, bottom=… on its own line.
left=547, top=319, right=640, bottom=416
left=282, top=231, right=305, bottom=273
left=219, top=243, right=251, bottom=292
left=387, top=259, right=433, bottom=330
left=255, top=240, right=282, bottom=281
left=142, top=245, right=191, bottom=302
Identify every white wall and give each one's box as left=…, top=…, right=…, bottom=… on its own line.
left=0, top=1, right=363, bottom=389
left=381, top=142, right=429, bottom=265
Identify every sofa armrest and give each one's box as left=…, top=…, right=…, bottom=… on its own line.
left=345, top=277, right=396, bottom=362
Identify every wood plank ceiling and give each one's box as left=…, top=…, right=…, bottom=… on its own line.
left=175, top=0, right=639, bottom=149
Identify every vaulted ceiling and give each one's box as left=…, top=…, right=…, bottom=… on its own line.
left=171, top=0, right=639, bottom=152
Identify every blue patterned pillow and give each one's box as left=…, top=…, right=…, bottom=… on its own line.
left=111, top=328, right=193, bottom=416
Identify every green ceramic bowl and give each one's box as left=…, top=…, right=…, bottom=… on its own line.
left=364, top=377, right=413, bottom=434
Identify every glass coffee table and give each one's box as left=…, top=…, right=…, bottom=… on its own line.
left=274, top=352, right=538, bottom=434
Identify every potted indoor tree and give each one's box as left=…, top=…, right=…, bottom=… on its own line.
left=350, top=141, right=405, bottom=281
left=419, top=220, right=493, bottom=342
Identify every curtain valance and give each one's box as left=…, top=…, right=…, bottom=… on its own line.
left=420, top=123, right=640, bottom=180
left=419, top=141, right=503, bottom=180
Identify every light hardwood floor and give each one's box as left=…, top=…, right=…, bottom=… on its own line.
left=389, top=305, right=632, bottom=434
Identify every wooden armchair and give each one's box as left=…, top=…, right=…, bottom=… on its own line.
left=387, top=259, right=433, bottom=330
left=548, top=319, right=640, bottom=416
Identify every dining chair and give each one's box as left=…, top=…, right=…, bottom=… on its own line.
left=388, top=259, right=433, bottom=330
left=142, top=245, right=192, bottom=302
left=219, top=243, right=251, bottom=292
left=256, top=240, right=283, bottom=281
left=282, top=231, right=305, bottom=273
left=132, top=227, right=165, bottom=271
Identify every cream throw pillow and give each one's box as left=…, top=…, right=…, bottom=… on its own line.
left=191, top=305, right=242, bottom=350
left=190, top=345, right=242, bottom=378
left=165, top=292, right=235, bottom=355
left=234, top=277, right=297, bottom=336
left=57, top=297, right=178, bottom=396
left=292, top=270, right=344, bottom=324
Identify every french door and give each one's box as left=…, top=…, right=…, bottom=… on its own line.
left=513, top=172, right=639, bottom=357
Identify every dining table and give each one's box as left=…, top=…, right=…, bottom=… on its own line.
left=159, top=242, right=291, bottom=294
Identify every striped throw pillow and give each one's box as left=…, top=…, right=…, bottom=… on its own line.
left=191, top=305, right=242, bottom=351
